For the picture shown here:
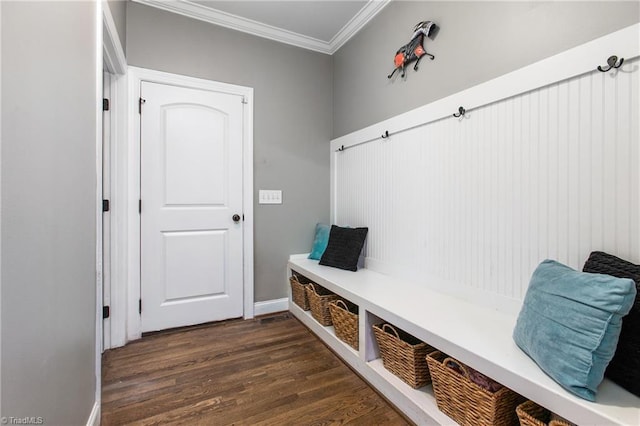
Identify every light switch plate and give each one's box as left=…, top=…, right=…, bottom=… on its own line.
left=259, top=190, right=282, bottom=204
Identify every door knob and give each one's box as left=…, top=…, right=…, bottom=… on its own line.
left=232, top=214, right=241, bottom=223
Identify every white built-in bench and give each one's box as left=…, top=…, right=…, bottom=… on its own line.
left=287, top=255, right=640, bottom=425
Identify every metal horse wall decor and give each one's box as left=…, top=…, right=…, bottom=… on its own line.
left=388, top=21, right=437, bottom=79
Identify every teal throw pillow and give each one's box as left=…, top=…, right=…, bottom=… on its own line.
left=308, top=223, right=330, bottom=260
left=513, top=259, right=636, bottom=401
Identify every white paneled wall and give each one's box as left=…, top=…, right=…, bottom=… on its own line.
left=334, top=57, right=639, bottom=303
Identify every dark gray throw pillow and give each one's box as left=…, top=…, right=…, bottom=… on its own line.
left=319, top=225, right=368, bottom=272
left=583, top=251, right=640, bottom=397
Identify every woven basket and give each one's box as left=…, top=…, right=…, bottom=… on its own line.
left=464, top=367, right=525, bottom=426
left=373, top=323, right=435, bottom=389
left=306, top=283, right=339, bottom=326
left=329, top=299, right=359, bottom=350
left=427, top=351, right=525, bottom=426
left=427, top=351, right=468, bottom=424
left=516, top=400, right=573, bottom=426
left=289, top=275, right=310, bottom=310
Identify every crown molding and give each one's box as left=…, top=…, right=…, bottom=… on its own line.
left=103, top=1, right=127, bottom=74
left=132, top=0, right=390, bottom=55
left=329, top=0, right=390, bottom=54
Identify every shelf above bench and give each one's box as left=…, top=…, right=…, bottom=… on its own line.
left=288, top=256, right=640, bottom=426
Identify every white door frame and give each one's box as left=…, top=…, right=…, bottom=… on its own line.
left=123, top=66, right=254, bottom=342
left=102, top=0, right=128, bottom=351
left=102, top=70, right=112, bottom=350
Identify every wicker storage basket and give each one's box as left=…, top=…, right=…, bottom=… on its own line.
left=329, top=299, right=359, bottom=350
left=516, top=400, right=573, bottom=426
left=464, top=367, right=525, bottom=426
left=306, top=283, right=339, bottom=326
left=427, top=351, right=525, bottom=426
left=289, top=274, right=311, bottom=310
left=426, top=351, right=468, bottom=424
left=372, top=323, right=435, bottom=389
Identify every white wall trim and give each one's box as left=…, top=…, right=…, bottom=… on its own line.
left=101, top=0, right=127, bottom=349
left=102, top=71, right=112, bottom=351
left=242, top=79, right=255, bottom=320
left=329, top=0, right=390, bottom=54
left=86, top=401, right=100, bottom=426
left=104, top=72, right=129, bottom=349
left=331, top=23, right=640, bottom=152
left=330, top=23, right=640, bottom=310
left=133, top=0, right=328, bottom=53
left=102, top=0, right=126, bottom=75
left=253, top=298, right=289, bottom=317
left=124, top=66, right=254, bottom=342
left=131, top=0, right=390, bottom=55
left=122, top=68, right=140, bottom=342
left=331, top=22, right=640, bottom=229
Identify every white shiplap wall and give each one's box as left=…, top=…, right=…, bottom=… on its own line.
left=332, top=29, right=639, bottom=305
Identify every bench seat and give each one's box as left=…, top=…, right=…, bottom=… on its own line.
left=288, top=255, right=640, bottom=425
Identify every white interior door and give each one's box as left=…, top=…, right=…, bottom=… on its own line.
left=141, top=81, right=244, bottom=332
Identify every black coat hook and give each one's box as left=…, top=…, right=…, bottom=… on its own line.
left=381, top=130, right=390, bottom=139
left=337, top=145, right=345, bottom=152
left=453, top=106, right=466, bottom=118
left=598, top=55, right=624, bottom=72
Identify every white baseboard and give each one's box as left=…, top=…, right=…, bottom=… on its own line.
left=86, top=401, right=100, bottom=426
left=253, top=298, right=288, bottom=316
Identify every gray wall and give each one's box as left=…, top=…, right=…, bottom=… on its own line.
left=107, top=0, right=127, bottom=54
left=1, top=1, right=97, bottom=424
left=126, top=3, right=332, bottom=302
left=333, top=1, right=640, bottom=138
left=125, top=1, right=638, bottom=301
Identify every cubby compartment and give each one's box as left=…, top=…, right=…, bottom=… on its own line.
left=328, top=298, right=359, bottom=350
left=306, top=283, right=339, bottom=326
left=372, top=322, right=436, bottom=389
left=427, top=351, right=525, bottom=426
left=289, top=270, right=312, bottom=310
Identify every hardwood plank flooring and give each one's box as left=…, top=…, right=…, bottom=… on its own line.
left=102, top=313, right=411, bottom=425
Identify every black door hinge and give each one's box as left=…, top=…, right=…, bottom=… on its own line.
left=139, top=299, right=142, bottom=315
left=102, top=199, right=110, bottom=212
left=103, top=98, right=110, bottom=111
left=103, top=306, right=110, bottom=319
left=138, top=199, right=142, bottom=214
left=139, top=97, right=146, bottom=114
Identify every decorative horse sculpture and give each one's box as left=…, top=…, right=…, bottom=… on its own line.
left=388, top=21, right=436, bottom=79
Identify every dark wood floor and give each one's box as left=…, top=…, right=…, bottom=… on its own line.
left=102, top=313, right=410, bottom=425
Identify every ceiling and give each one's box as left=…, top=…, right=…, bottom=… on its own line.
left=132, top=0, right=391, bottom=54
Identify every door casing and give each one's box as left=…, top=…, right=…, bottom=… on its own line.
left=102, top=70, right=112, bottom=350
left=116, top=67, right=254, bottom=343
